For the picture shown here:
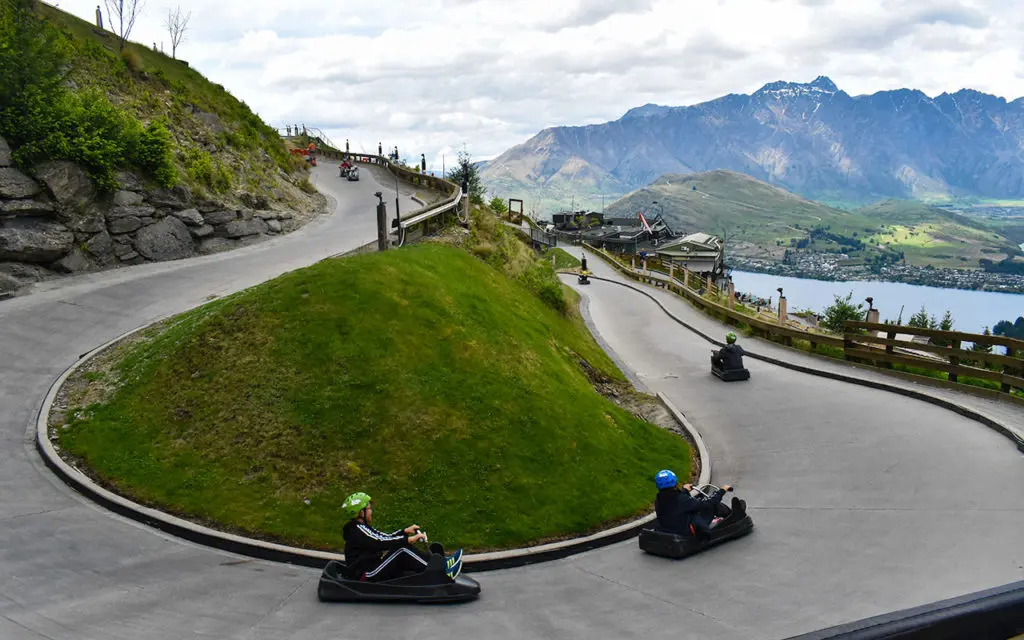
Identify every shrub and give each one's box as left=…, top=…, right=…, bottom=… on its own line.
left=129, top=120, right=177, bottom=188
left=489, top=196, right=508, bottom=214
left=297, top=178, right=316, bottom=194
left=120, top=46, right=143, bottom=73
left=186, top=149, right=215, bottom=185
left=820, top=291, right=865, bottom=333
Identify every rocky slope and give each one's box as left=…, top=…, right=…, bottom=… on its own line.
left=0, top=138, right=319, bottom=297
left=482, top=76, right=1024, bottom=208
left=0, top=3, right=326, bottom=298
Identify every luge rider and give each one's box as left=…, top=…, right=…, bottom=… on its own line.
left=342, top=492, right=463, bottom=581
left=654, top=470, right=746, bottom=539
left=712, top=331, right=745, bottom=372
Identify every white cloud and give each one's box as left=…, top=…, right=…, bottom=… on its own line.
left=53, top=0, right=1024, bottom=174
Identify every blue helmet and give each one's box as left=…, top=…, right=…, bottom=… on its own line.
left=655, top=469, right=677, bottom=489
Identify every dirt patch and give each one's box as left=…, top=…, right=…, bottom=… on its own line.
left=573, top=352, right=702, bottom=484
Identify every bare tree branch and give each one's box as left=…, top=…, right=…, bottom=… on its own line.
left=164, top=5, right=191, bottom=60
left=103, top=0, right=146, bottom=51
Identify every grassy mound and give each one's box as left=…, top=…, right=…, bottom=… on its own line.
left=57, top=244, right=691, bottom=551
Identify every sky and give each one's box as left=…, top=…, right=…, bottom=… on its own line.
left=52, top=0, right=1024, bottom=173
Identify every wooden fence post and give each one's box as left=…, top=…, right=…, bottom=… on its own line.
left=1003, top=348, right=1016, bottom=393
left=949, top=339, right=961, bottom=383
left=885, top=329, right=896, bottom=369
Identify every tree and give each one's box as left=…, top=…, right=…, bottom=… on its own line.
left=446, top=148, right=484, bottom=205
left=164, top=5, right=191, bottom=60
left=939, top=310, right=954, bottom=332
left=104, top=0, right=146, bottom=51
left=821, top=291, right=865, bottom=333
left=489, top=196, right=507, bottom=214
left=970, top=327, right=993, bottom=354
left=908, top=304, right=934, bottom=329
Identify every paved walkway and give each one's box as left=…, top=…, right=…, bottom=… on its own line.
left=0, top=209, right=1021, bottom=639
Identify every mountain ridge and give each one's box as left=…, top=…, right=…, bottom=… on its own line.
left=482, top=76, right=1024, bottom=210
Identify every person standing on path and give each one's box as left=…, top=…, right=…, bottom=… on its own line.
left=346, top=139, right=350, bottom=153
left=95, top=5, right=103, bottom=29
left=379, top=142, right=383, bottom=156
left=421, top=153, right=426, bottom=172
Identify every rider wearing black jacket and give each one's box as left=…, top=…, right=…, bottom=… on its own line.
left=656, top=483, right=729, bottom=538
left=713, top=332, right=745, bottom=371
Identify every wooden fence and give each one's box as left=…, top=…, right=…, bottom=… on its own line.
left=844, top=322, right=1024, bottom=395
left=585, top=244, right=844, bottom=351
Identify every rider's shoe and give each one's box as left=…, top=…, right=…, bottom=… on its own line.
left=445, top=549, right=464, bottom=580
left=730, top=497, right=747, bottom=520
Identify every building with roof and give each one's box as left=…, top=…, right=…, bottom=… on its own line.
left=547, top=211, right=681, bottom=254
left=653, top=232, right=725, bottom=275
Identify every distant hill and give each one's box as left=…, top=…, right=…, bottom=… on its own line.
left=482, top=76, right=1024, bottom=211
left=603, top=170, right=1017, bottom=267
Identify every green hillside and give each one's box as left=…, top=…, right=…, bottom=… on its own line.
left=605, top=170, right=1017, bottom=267
left=55, top=243, right=691, bottom=551
left=2, top=0, right=310, bottom=202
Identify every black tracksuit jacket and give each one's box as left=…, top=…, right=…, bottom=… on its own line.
left=655, top=486, right=726, bottom=537
left=343, top=519, right=411, bottom=573
left=715, top=343, right=745, bottom=370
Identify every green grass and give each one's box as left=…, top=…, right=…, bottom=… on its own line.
left=34, top=2, right=299, bottom=183
left=58, top=244, right=691, bottom=551
left=547, top=248, right=581, bottom=269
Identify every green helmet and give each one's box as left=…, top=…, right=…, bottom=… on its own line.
left=342, top=492, right=372, bottom=519
left=726, top=332, right=737, bottom=344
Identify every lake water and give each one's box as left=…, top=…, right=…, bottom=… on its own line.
left=730, top=271, right=1024, bottom=333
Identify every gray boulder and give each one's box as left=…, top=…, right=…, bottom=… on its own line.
left=0, top=219, right=73, bottom=263
left=0, top=262, right=54, bottom=282
left=0, top=199, right=57, bottom=216
left=239, top=192, right=270, bottom=210
left=108, top=204, right=156, bottom=219
left=51, top=247, right=95, bottom=273
left=34, top=161, right=93, bottom=206
left=0, top=136, right=10, bottom=168
left=254, top=210, right=279, bottom=220
left=116, top=171, right=144, bottom=191
left=66, top=208, right=106, bottom=234
left=113, top=190, right=144, bottom=206
left=266, top=219, right=282, bottom=233
left=108, top=216, right=143, bottom=234
left=199, top=237, right=238, bottom=254
left=202, top=210, right=236, bottom=225
left=0, top=168, right=42, bottom=199
left=134, top=216, right=194, bottom=261
left=147, top=185, right=191, bottom=209
left=223, top=218, right=268, bottom=238
left=172, top=208, right=204, bottom=226
left=112, top=240, right=137, bottom=260
left=239, top=208, right=254, bottom=221
left=195, top=200, right=223, bottom=213
left=84, top=231, right=115, bottom=263
left=0, top=271, right=18, bottom=294
left=190, top=224, right=214, bottom=238
left=278, top=211, right=294, bottom=220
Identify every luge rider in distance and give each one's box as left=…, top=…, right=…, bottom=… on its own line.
left=712, top=331, right=745, bottom=373
left=342, top=492, right=463, bottom=581
left=654, top=470, right=746, bottom=539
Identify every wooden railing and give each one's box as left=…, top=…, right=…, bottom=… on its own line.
left=585, top=244, right=844, bottom=351
left=844, top=322, right=1024, bottom=395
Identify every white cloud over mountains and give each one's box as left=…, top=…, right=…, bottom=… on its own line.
left=54, top=0, right=1024, bottom=172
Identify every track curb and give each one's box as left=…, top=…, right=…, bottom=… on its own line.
left=35, top=316, right=712, bottom=573
left=575, top=273, right=1024, bottom=455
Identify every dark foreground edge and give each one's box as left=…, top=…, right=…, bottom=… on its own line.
left=785, top=579, right=1024, bottom=640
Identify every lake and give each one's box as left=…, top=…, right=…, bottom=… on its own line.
left=730, top=270, right=1024, bottom=333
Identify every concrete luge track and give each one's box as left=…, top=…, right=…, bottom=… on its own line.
left=1, top=178, right=1022, bottom=639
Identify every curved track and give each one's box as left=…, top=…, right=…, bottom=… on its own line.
left=2, top=178, right=1022, bottom=639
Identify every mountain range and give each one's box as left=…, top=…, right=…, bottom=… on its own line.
left=481, top=76, right=1024, bottom=209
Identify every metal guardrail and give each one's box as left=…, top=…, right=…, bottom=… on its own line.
left=786, top=579, right=1024, bottom=640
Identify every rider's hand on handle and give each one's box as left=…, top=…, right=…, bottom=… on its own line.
left=409, top=531, right=427, bottom=543
left=404, top=525, right=421, bottom=535
left=682, top=483, right=693, bottom=492
left=722, top=485, right=733, bottom=492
